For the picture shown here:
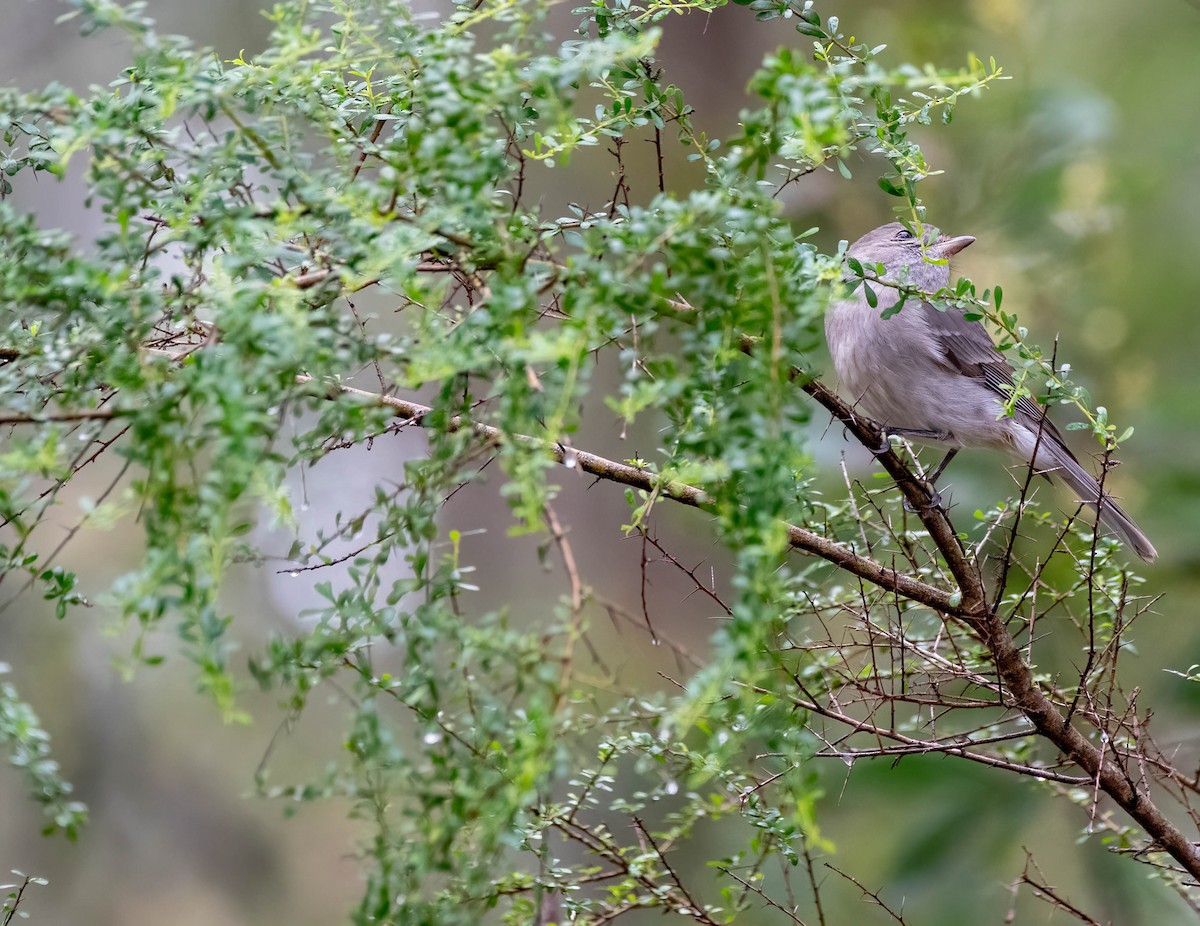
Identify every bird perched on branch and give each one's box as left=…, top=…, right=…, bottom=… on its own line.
left=824, top=221, right=1156, bottom=562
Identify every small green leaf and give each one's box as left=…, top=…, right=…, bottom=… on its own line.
left=877, top=176, right=904, bottom=196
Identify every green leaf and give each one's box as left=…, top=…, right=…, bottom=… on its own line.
left=877, top=175, right=904, bottom=196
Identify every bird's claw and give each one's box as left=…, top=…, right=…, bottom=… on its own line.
left=870, top=427, right=953, bottom=456
left=903, top=485, right=943, bottom=512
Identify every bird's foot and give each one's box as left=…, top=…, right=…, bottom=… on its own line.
left=925, top=448, right=959, bottom=486
left=903, top=485, right=944, bottom=513
left=870, top=427, right=953, bottom=455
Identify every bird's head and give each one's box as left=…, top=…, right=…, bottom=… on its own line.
left=846, top=222, right=975, bottom=287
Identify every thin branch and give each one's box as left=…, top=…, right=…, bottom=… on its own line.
left=727, top=333, right=1200, bottom=883
left=544, top=501, right=585, bottom=713
left=350, top=102, right=392, bottom=182
left=291, top=319, right=1200, bottom=882
left=767, top=684, right=1090, bottom=786
left=824, top=864, right=907, bottom=924
left=716, top=864, right=808, bottom=924
left=1015, top=852, right=1107, bottom=925
left=0, top=408, right=119, bottom=426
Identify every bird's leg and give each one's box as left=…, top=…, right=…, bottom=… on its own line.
left=869, top=426, right=953, bottom=455
left=903, top=484, right=944, bottom=512
left=888, top=426, right=953, bottom=442
left=865, top=426, right=955, bottom=511
left=905, top=449, right=958, bottom=511
left=902, top=442, right=958, bottom=513
left=925, top=448, right=959, bottom=486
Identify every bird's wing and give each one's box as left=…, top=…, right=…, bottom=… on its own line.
left=922, top=302, right=1073, bottom=449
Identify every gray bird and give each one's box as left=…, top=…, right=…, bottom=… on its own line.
left=824, top=221, right=1156, bottom=562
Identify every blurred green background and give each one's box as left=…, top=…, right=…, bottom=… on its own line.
left=3, top=0, right=1200, bottom=922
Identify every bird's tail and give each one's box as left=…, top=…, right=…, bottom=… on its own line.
left=1020, top=431, right=1157, bottom=563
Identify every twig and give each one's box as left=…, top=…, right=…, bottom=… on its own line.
left=544, top=501, right=585, bottom=711
left=1014, top=852, right=1107, bottom=925
left=716, top=864, right=808, bottom=924
left=824, top=864, right=907, bottom=924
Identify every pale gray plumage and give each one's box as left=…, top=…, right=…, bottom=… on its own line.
left=825, top=221, right=1156, bottom=562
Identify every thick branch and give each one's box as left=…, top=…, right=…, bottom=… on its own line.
left=734, top=333, right=987, bottom=615
left=785, top=362, right=1200, bottom=880
left=0, top=408, right=118, bottom=426
left=314, top=367, right=1200, bottom=880
left=319, top=350, right=1196, bottom=880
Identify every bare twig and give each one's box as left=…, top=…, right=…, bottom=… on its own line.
left=1013, top=852, right=1107, bottom=925
left=825, top=864, right=907, bottom=924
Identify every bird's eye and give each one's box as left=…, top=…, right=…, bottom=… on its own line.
left=894, top=229, right=915, bottom=241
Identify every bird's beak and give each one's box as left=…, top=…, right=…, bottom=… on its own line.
left=934, top=234, right=975, bottom=257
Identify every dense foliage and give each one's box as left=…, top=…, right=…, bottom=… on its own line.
left=1, top=0, right=1180, bottom=923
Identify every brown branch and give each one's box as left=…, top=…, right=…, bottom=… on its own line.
left=1015, top=853, right=1107, bottom=925
left=0, top=408, right=119, bottom=426
left=767, top=684, right=1090, bottom=786
left=631, top=816, right=715, bottom=923
left=799, top=839, right=828, bottom=926
left=641, top=531, right=732, bottom=616
left=544, top=501, right=585, bottom=713
left=824, top=864, right=907, bottom=924
left=735, top=331, right=985, bottom=614
left=551, top=815, right=719, bottom=924
left=294, top=374, right=968, bottom=619
left=299, top=352, right=1200, bottom=881
left=728, top=335, right=1200, bottom=882
left=350, top=102, right=392, bottom=182
left=716, top=864, right=808, bottom=924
